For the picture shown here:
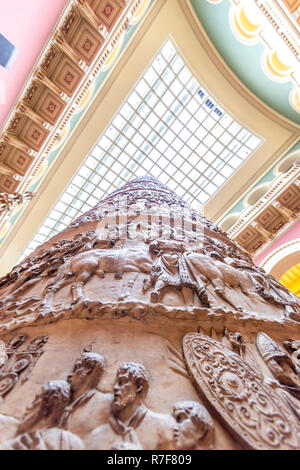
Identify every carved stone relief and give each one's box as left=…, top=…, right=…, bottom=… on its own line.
left=0, top=334, right=48, bottom=399
left=143, top=240, right=209, bottom=307
left=0, top=380, right=84, bottom=450
left=256, top=332, right=300, bottom=399
left=0, top=226, right=297, bottom=326
left=283, top=339, right=300, bottom=374
left=223, top=329, right=245, bottom=358
left=0, top=177, right=299, bottom=450
left=0, top=345, right=214, bottom=450
left=172, top=400, right=214, bottom=450
left=183, top=332, right=300, bottom=450
left=62, top=351, right=112, bottom=441
left=85, top=360, right=214, bottom=450
left=42, top=239, right=153, bottom=309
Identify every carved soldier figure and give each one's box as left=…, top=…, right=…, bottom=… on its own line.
left=224, top=255, right=300, bottom=320
left=62, top=352, right=112, bottom=441
left=0, top=380, right=84, bottom=450
left=172, top=401, right=214, bottom=450
left=0, top=231, right=99, bottom=313
left=224, top=329, right=245, bottom=357
left=185, top=245, right=273, bottom=313
left=143, top=240, right=208, bottom=307
left=86, top=362, right=175, bottom=450
left=256, top=332, right=300, bottom=397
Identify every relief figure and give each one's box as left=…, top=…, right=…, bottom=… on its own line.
left=62, top=352, right=112, bottom=440
left=0, top=334, right=48, bottom=400
left=143, top=240, right=209, bottom=307
left=283, top=339, right=300, bottom=374
left=0, top=380, right=84, bottom=450
left=183, top=332, right=300, bottom=450
left=256, top=332, right=300, bottom=399
left=172, top=400, right=214, bottom=450
left=223, top=255, right=300, bottom=320
left=86, top=362, right=175, bottom=450
left=184, top=250, right=258, bottom=311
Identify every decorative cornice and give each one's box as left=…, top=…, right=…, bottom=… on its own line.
left=225, top=162, right=300, bottom=254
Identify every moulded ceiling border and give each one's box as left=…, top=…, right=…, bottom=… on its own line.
left=180, top=0, right=300, bottom=132
left=260, top=239, right=300, bottom=278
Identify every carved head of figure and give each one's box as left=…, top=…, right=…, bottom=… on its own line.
left=112, top=362, right=150, bottom=414
left=18, top=380, right=71, bottom=433
left=67, top=352, right=105, bottom=397
left=283, top=339, right=300, bottom=360
left=172, top=401, right=214, bottom=450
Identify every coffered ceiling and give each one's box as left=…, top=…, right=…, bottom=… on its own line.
left=0, top=0, right=68, bottom=128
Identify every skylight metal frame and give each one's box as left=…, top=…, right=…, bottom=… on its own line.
left=21, top=39, right=262, bottom=258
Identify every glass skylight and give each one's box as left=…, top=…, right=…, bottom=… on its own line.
left=21, top=40, right=261, bottom=259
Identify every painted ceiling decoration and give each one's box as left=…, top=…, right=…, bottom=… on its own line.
left=192, top=0, right=300, bottom=121
left=0, top=0, right=152, bottom=246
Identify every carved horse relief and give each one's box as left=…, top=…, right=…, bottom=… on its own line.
left=184, top=251, right=260, bottom=312
left=183, top=333, right=300, bottom=450
left=42, top=241, right=153, bottom=307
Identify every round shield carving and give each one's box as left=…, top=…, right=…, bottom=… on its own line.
left=183, top=333, right=300, bottom=450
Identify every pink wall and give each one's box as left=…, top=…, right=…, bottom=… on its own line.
left=254, top=219, right=300, bottom=266
left=0, top=0, right=68, bottom=128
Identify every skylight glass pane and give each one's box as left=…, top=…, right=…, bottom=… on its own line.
left=20, top=40, right=262, bottom=261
